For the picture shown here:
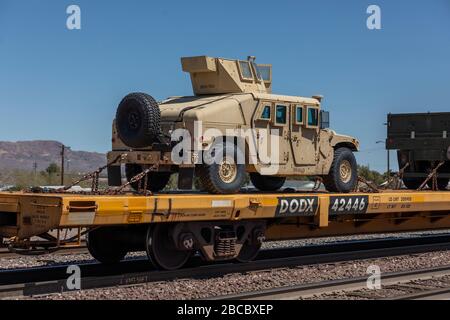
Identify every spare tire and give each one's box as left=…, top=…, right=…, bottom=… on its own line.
left=116, top=92, right=161, bottom=148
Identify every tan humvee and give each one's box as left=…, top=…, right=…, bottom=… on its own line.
left=107, top=56, right=359, bottom=194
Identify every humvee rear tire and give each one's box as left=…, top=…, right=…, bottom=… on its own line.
left=197, top=142, right=246, bottom=194
left=249, top=173, right=286, bottom=192
left=87, top=227, right=128, bottom=264
left=116, top=92, right=161, bottom=148
left=125, top=164, right=171, bottom=192
left=323, top=147, right=357, bottom=193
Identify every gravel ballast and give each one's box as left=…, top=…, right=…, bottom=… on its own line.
left=302, top=275, right=450, bottom=300
left=24, top=249, right=450, bottom=300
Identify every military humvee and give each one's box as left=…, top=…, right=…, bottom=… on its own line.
left=386, top=112, right=450, bottom=190
left=107, top=56, right=359, bottom=194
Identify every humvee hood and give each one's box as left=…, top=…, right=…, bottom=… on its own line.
left=159, top=94, right=255, bottom=122
left=159, top=94, right=233, bottom=121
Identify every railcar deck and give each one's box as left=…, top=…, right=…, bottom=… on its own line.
left=1, top=189, right=449, bottom=240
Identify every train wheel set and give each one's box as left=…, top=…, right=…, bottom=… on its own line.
left=86, top=220, right=266, bottom=270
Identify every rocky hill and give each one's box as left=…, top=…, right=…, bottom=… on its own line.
left=0, top=140, right=105, bottom=173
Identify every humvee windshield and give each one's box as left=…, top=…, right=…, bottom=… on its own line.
left=239, top=61, right=253, bottom=79
left=256, top=65, right=271, bottom=82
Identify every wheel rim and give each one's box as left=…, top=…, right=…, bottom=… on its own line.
left=339, top=160, right=352, bottom=183
left=127, top=111, right=141, bottom=130
left=218, top=156, right=237, bottom=183
left=146, top=224, right=191, bottom=270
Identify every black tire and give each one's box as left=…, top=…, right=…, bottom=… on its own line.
left=249, top=173, right=285, bottom=192
left=323, top=147, right=357, bottom=193
left=115, top=92, right=161, bottom=148
left=403, top=177, right=424, bottom=190
left=427, top=178, right=449, bottom=190
left=197, top=141, right=246, bottom=194
left=125, top=164, right=171, bottom=192
left=87, top=227, right=128, bottom=264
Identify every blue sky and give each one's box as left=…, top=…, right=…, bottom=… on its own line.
left=0, top=0, right=449, bottom=172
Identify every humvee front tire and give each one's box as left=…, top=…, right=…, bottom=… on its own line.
left=323, top=147, right=357, bottom=193
left=125, top=164, right=171, bottom=192
left=197, top=142, right=246, bottom=194
left=249, top=173, right=286, bottom=192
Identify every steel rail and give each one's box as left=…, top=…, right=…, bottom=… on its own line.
left=0, top=245, right=88, bottom=259
left=211, top=265, right=450, bottom=300
left=387, top=286, right=450, bottom=300
left=0, top=234, right=450, bottom=299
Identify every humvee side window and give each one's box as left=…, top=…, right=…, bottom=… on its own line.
left=238, top=61, right=253, bottom=80
left=295, top=105, right=304, bottom=125
left=260, top=105, right=271, bottom=120
left=307, top=107, right=319, bottom=127
left=276, top=105, right=287, bottom=125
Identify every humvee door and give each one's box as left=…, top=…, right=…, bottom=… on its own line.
left=253, top=101, right=291, bottom=165
left=290, top=104, right=319, bottom=166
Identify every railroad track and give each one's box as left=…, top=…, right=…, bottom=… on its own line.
left=212, top=265, right=450, bottom=300
left=1, top=234, right=450, bottom=299
left=0, top=244, right=88, bottom=259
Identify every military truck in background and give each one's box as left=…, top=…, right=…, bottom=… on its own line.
left=386, top=112, right=450, bottom=190
left=107, top=56, right=360, bottom=194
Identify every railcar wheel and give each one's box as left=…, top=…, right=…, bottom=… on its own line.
left=87, top=227, right=128, bottom=264
left=236, top=241, right=261, bottom=263
left=146, top=224, right=192, bottom=270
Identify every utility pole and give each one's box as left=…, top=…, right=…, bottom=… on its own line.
left=33, top=162, right=37, bottom=185
left=376, top=140, right=390, bottom=178
left=60, top=145, right=65, bottom=186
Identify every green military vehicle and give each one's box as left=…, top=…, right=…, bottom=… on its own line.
left=107, top=56, right=360, bottom=194
left=386, top=112, right=450, bottom=190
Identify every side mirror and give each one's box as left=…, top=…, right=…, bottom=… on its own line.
left=320, top=110, right=330, bottom=129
